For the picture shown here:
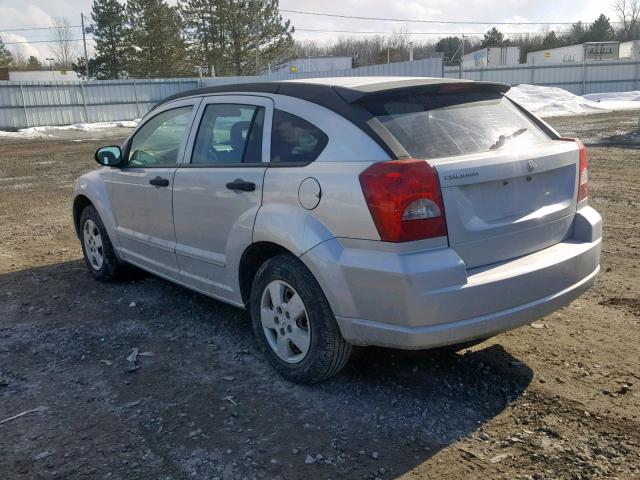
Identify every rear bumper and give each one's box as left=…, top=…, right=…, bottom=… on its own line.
left=301, top=206, right=601, bottom=349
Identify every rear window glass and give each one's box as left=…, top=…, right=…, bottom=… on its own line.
left=363, top=92, right=551, bottom=159
left=271, top=110, right=328, bottom=163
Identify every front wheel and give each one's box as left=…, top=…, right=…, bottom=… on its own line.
left=79, top=205, right=126, bottom=282
left=250, top=254, right=352, bottom=384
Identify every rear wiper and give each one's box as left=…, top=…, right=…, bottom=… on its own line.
left=489, top=128, right=527, bottom=150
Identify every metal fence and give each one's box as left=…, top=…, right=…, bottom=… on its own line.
left=0, top=57, right=443, bottom=130
left=4, top=57, right=638, bottom=130
left=0, top=78, right=200, bottom=131
left=444, top=59, right=640, bottom=95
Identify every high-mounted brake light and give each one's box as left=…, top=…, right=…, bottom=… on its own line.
left=359, top=159, right=447, bottom=242
left=561, top=138, right=588, bottom=202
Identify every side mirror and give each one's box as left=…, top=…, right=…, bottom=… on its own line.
left=95, top=146, right=123, bottom=167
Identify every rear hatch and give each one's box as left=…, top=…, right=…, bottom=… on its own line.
left=362, top=87, right=580, bottom=269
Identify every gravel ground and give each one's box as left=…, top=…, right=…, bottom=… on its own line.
left=0, top=111, right=639, bottom=480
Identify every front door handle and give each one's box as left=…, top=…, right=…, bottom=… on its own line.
left=226, top=179, right=256, bottom=192
left=149, top=176, right=170, bottom=187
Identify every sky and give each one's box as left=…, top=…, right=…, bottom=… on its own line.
left=0, top=0, right=620, bottom=61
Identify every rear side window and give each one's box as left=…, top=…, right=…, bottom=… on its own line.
left=270, top=110, right=328, bottom=163
left=363, top=92, right=551, bottom=160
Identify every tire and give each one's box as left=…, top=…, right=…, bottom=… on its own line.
left=79, top=205, right=126, bottom=282
left=250, top=254, right=352, bottom=384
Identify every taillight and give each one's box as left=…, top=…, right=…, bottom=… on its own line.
left=359, top=159, right=447, bottom=242
left=561, top=138, right=588, bottom=202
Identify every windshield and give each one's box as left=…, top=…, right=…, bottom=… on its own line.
left=363, top=91, right=551, bottom=160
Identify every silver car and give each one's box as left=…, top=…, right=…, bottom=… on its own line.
left=73, top=77, right=601, bottom=383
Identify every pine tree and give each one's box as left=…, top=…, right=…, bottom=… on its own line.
left=0, top=38, right=13, bottom=66
left=179, top=0, right=293, bottom=76
left=435, top=37, right=463, bottom=63
left=541, top=31, right=561, bottom=49
left=482, top=28, right=505, bottom=47
left=91, top=0, right=130, bottom=79
left=567, top=22, right=587, bottom=45
left=127, top=0, right=188, bottom=78
left=585, top=14, right=616, bottom=42
left=26, top=56, right=41, bottom=69
left=179, top=0, right=223, bottom=76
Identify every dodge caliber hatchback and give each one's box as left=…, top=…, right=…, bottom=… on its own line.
left=73, top=77, right=601, bottom=383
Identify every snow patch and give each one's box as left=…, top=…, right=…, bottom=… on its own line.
left=0, top=119, right=140, bottom=138
left=507, top=84, right=640, bottom=118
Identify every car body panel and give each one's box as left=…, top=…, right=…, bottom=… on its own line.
left=103, top=98, right=201, bottom=279
left=302, top=206, right=601, bottom=348
left=172, top=95, right=272, bottom=301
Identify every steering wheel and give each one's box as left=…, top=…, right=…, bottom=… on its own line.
left=129, top=150, right=160, bottom=167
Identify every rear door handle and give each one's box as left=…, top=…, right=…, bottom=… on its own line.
left=149, top=176, right=170, bottom=187
left=226, top=179, right=256, bottom=192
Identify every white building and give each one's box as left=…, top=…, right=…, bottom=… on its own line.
left=527, top=41, right=620, bottom=64
left=462, top=47, right=520, bottom=69
left=276, top=56, right=353, bottom=74
left=8, top=70, right=81, bottom=81
left=619, top=40, right=640, bottom=60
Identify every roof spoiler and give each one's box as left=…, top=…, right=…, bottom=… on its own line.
left=334, top=79, right=511, bottom=104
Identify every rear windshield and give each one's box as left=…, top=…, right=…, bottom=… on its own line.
left=363, top=92, right=551, bottom=159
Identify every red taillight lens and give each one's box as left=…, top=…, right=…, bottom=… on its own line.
left=576, top=140, right=588, bottom=202
left=359, top=159, right=447, bottom=242
left=561, top=138, right=588, bottom=202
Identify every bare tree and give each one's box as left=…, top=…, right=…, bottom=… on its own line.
left=49, top=17, right=78, bottom=69
left=614, top=0, right=640, bottom=40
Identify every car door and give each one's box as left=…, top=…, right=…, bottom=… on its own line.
left=172, top=95, right=272, bottom=302
left=104, top=98, right=200, bottom=280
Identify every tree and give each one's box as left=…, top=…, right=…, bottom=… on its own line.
left=72, top=57, right=88, bottom=78
left=0, top=38, right=13, bottom=66
left=26, top=56, right=42, bottom=69
left=482, top=27, right=505, bottom=47
left=541, top=30, right=562, bottom=49
left=179, top=0, right=224, bottom=76
left=50, top=17, right=78, bottom=68
left=435, top=36, right=463, bottom=63
left=91, top=0, right=130, bottom=79
left=179, top=0, right=294, bottom=76
left=585, top=14, right=616, bottom=42
left=127, top=0, right=188, bottom=78
left=615, top=0, right=640, bottom=40
left=566, top=21, right=587, bottom=45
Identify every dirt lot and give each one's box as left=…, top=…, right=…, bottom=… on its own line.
left=0, top=111, right=639, bottom=480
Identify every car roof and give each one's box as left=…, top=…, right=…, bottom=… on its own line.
left=157, top=76, right=510, bottom=108
left=155, top=76, right=511, bottom=160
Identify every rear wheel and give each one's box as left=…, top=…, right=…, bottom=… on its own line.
left=79, top=205, right=125, bottom=282
left=250, top=254, right=352, bottom=384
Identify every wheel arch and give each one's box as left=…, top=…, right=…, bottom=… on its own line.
left=73, top=194, right=93, bottom=238
left=238, top=241, right=293, bottom=306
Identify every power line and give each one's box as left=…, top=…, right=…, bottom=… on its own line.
left=0, top=38, right=95, bottom=45
left=0, top=25, right=83, bottom=33
left=296, top=28, right=543, bottom=35
left=281, top=8, right=623, bottom=26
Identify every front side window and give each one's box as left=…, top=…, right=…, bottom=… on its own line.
left=127, top=106, right=193, bottom=167
left=191, top=104, right=264, bottom=165
left=270, top=110, right=328, bottom=164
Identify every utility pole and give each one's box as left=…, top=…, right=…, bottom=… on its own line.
left=409, top=42, right=414, bottom=62
left=81, top=13, right=90, bottom=80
